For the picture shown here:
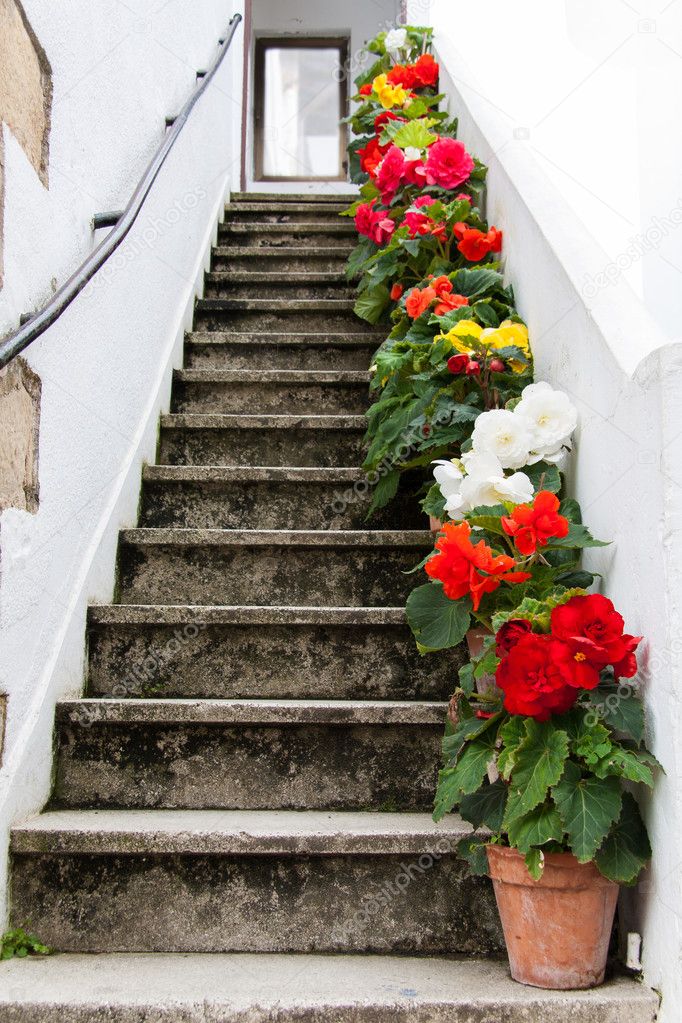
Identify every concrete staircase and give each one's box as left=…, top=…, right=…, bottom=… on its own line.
left=2, top=194, right=658, bottom=1022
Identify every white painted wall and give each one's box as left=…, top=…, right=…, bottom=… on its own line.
left=0, top=1, right=245, bottom=923
left=246, top=0, right=399, bottom=192
left=433, top=31, right=682, bottom=1023
left=412, top=0, right=682, bottom=341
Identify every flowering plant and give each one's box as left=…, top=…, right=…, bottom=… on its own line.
left=435, top=593, right=660, bottom=882
left=344, top=25, right=656, bottom=888
left=406, top=493, right=607, bottom=651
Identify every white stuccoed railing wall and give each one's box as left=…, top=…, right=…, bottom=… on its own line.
left=0, top=4, right=244, bottom=924
left=427, top=27, right=682, bottom=1023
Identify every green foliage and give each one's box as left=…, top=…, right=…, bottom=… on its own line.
left=595, top=792, right=652, bottom=884
left=1, top=928, right=52, bottom=960
left=502, top=720, right=569, bottom=824
left=406, top=584, right=472, bottom=651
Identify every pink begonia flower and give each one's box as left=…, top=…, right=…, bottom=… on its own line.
left=403, top=159, right=428, bottom=188
left=376, top=145, right=406, bottom=204
left=425, top=138, right=475, bottom=190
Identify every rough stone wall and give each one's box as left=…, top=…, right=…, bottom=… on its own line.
left=0, top=357, right=40, bottom=513
left=0, top=0, right=52, bottom=287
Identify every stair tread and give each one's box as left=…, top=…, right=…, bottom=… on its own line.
left=119, top=528, right=433, bottom=547
left=186, top=331, right=378, bottom=344
left=227, top=203, right=349, bottom=213
left=88, top=605, right=407, bottom=625
left=213, top=245, right=353, bottom=256
left=0, top=951, right=658, bottom=1022
left=13, top=809, right=473, bottom=854
left=160, top=413, right=367, bottom=429
left=207, top=271, right=348, bottom=283
left=221, top=222, right=355, bottom=231
left=196, top=298, right=356, bottom=309
left=143, top=466, right=365, bottom=482
left=175, top=369, right=369, bottom=383
left=56, top=698, right=446, bottom=726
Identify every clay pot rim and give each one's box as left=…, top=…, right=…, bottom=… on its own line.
left=486, top=843, right=618, bottom=890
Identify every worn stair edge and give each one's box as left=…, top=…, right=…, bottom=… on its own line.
left=226, top=203, right=350, bottom=213
left=159, top=414, right=367, bottom=433
left=118, top=529, right=433, bottom=548
left=231, top=190, right=358, bottom=201
left=87, top=605, right=407, bottom=626
left=220, top=222, right=356, bottom=233
left=185, top=332, right=379, bottom=346
left=206, top=272, right=351, bottom=285
left=142, top=466, right=367, bottom=483
left=174, top=369, right=370, bottom=384
left=196, top=298, right=357, bottom=311
left=11, top=809, right=470, bottom=856
left=55, top=699, right=446, bottom=726
left=0, top=953, right=659, bottom=1023
left=212, top=245, right=354, bottom=257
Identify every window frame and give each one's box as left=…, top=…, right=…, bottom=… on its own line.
left=253, top=35, right=350, bottom=182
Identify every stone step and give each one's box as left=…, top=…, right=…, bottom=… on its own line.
left=117, top=529, right=433, bottom=606
left=211, top=245, right=352, bottom=273
left=193, top=298, right=365, bottom=332
left=218, top=222, right=356, bottom=247
left=86, top=605, right=458, bottom=701
left=224, top=203, right=349, bottom=223
left=0, top=951, right=658, bottom=1023
left=138, top=466, right=422, bottom=530
left=10, top=811, right=501, bottom=955
left=52, top=699, right=445, bottom=811
left=171, top=369, right=370, bottom=415
left=204, top=271, right=355, bottom=300
left=158, top=413, right=367, bottom=467
left=232, top=190, right=358, bottom=203
left=182, top=332, right=378, bottom=371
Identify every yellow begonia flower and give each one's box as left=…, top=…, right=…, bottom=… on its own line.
left=480, top=320, right=531, bottom=373
left=434, top=319, right=483, bottom=353
left=372, top=73, right=408, bottom=110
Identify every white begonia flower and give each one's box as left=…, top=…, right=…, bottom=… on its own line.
left=384, top=27, right=408, bottom=55
left=514, top=381, right=578, bottom=463
left=403, top=146, right=422, bottom=163
left=470, top=409, right=533, bottom=470
left=432, top=459, right=466, bottom=518
left=461, top=467, right=534, bottom=511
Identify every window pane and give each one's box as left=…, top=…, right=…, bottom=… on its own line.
left=262, top=47, right=341, bottom=178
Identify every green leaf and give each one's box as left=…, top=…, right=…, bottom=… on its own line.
left=458, top=661, right=475, bottom=697
left=525, top=848, right=545, bottom=880
left=549, top=523, right=610, bottom=550
left=507, top=803, right=564, bottom=854
left=552, top=761, right=622, bottom=863
left=345, top=236, right=376, bottom=279
left=460, top=779, right=508, bottom=831
left=420, top=482, right=447, bottom=520
left=406, top=584, right=472, bottom=651
left=390, top=119, right=438, bottom=150
left=596, top=746, right=657, bottom=788
left=503, top=720, right=569, bottom=825
left=582, top=683, right=644, bottom=743
left=524, top=461, right=562, bottom=495
left=442, top=710, right=500, bottom=766
left=457, top=837, right=490, bottom=876
left=433, top=738, right=495, bottom=820
left=497, top=716, right=527, bottom=780
left=365, top=469, right=400, bottom=517
left=595, top=792, right=651, bottom=884
left=354, top=284, right=390, bottom=324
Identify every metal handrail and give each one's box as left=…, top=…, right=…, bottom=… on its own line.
left=0, top=12, right=243, bottom=370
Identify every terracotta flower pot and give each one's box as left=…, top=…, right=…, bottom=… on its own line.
left=486, top=845, right=619, bottom=990
left=429, top=515, right=443, bottom=532
left=466, top=626, right=498, bottom=698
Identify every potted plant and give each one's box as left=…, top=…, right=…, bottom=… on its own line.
left=434, top=592, right=659, bottom=989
